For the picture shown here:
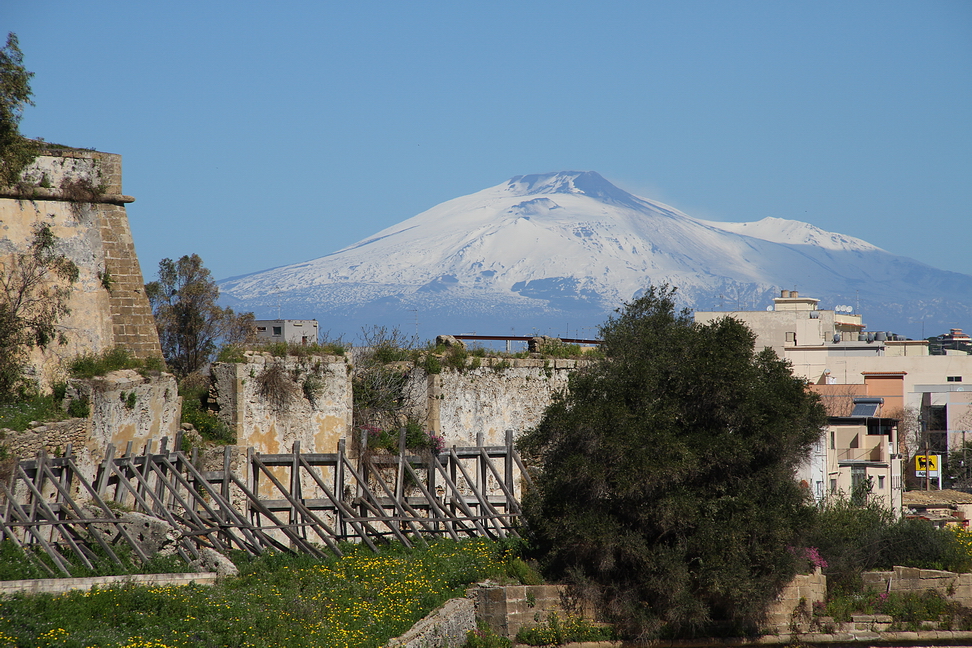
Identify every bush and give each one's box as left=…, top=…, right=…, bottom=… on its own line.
left=518, top=285, right=826, bottom=639
left=465, top=621, right=512, bottom=648
left=805, top=493, right=972, bottom=594
left=514, top=613, right=615, bottom=646
left=361, top=421, right=444, bottom=454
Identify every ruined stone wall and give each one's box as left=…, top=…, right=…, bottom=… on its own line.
left=210, top=352, right=353, bottom=454
left=863, top=566, right=972, bottom=608
left=0, top=149, right=161, bottom=391
left=407, top=358, right=584, bottom=447
left=0, top=369, right=180, bottom=481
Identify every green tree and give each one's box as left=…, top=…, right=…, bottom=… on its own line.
left=0, top=223, right=78, bottom=401
left=145, top=254, right=253, bottom=377
left=518, top=285, right=827, bottom=639
left=0, top=32, right=38, bottom=188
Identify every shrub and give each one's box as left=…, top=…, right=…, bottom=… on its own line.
left=179, top=381, right=235, bottom=444
left=465, top=621, right=512, bottom=648
left=66, top=393, right=89, bottom=418
left=443, top=347, right=469, bottom=372
left=421, top=353, right=442, bottom=375
left=514, top=613, right=614, bottom=646
left=69, top=348, right=160, bottom=378
left=805, top=493, right=972, bottom=594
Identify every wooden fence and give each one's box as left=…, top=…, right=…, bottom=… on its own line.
left=0, top=430, right=533, bottom=576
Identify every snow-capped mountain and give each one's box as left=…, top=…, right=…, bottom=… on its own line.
left=219, top=171, right=972, bottom=340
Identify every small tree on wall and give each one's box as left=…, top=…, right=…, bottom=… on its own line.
left=0, top=32, right=39, bottom=188
left=145, top=254, right=253, bottom=378
left=518, top=285, right=827, bottom=640
left=0, top=223, right=78, bottom=401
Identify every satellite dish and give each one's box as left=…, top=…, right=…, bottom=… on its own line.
left=766, top=306, right=774, bottom=311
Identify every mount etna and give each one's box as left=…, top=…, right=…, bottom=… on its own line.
left=218, top=171, right=971, bottom=341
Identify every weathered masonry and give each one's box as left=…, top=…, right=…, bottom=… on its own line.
left=0, top=148, right=162, bottom=388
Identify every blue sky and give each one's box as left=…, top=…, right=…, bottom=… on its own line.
left=7, top=1, right=971, bottom=284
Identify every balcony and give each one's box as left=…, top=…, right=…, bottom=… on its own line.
left=837, top=445, right=887, bottom=464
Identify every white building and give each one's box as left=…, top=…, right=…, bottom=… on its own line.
left=253, top=319, right=319, bottom=346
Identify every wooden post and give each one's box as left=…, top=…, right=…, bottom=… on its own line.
left=337, top=438, right=347, bottom=540
left=505, top=430, right=514, bottom=500
left=396, top=427, right=406, bottom=502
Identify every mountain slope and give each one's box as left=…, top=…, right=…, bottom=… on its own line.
left=220, top=172, right=972, bottom=339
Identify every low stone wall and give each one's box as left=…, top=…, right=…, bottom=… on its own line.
left=0, top=370, right=180, bottom=482
left=385, top=597, right=477, bottom=648
left=472, top=583, right=568, bottom=639
left=0, top=418, right=88, bottom=460
left=763, top=568, right=827, bottom=632
left=863, top=566, right=972, bottom=607
left=0, top=572, right=218, bottom=597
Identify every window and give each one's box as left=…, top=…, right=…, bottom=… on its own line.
left=785, top=332, right=796, bottom=344
left=830, top=430, right=835, bottom=450
left=878, top=475, right=885, bottom=489
left=948, top=376, right=963, bottom=382
left=851, top=466, right=867, bottom=504
left=830, top=479, right=837, bottom=493
left=256, top=326, right=267, bottom=332
left=272, top=326, right=282, bottom=336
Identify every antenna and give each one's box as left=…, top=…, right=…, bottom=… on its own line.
left=408, top=309, right=419, bottom=338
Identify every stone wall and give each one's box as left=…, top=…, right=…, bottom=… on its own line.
left=407, top=358, right=584, bottom=447
left=0, top=418, right=88, bottom=460
left=471, top=583, right=568, bottom=639
left=385, top=597, right=477, bottom=648
left=210, top=353, right=353, bottom=454
left=76, top=369, right=181, bottom=467
left=863, top=566, right=972, bottom=608
left=0, top=369, right=180, bottom=481
left=0, top=149, right=161, bottom=391
left=763, top=568, right=827, bottom=632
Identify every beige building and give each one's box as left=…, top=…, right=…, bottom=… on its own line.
left=698, top=289, right=972, bottom=506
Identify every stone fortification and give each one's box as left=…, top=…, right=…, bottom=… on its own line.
left=210, top=352, right=353, bottom=454
left=0, top=369, right=180, bottom=480
left=0, top=148, right=161, bottom=390
left=407, top=357, right=584, bottom=447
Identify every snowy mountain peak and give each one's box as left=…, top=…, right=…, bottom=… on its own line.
left=219, top=171, right=972, bottom=341
left=506, top=171, right=645, bottom=209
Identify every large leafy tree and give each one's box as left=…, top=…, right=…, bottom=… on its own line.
left=0, top=32, right=38, bottom=188
left=518, top=285, right=826, bottom=639
left=145, top=254, right=252, bottom=377
left=0, top=224, right=78, bottom=401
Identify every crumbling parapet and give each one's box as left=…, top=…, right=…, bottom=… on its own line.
left=210, top=353, right=353, bottom=455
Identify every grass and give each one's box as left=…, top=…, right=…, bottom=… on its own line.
left=0, top=393, right=69, bottom=431
left=819, top=588, right=972, bottom=632
left=69, top=348, right=164, bottom=379
left=0, top=538, right=526, bottom=648
left=0, top=541, right=188, bottom=581
left=179, top=383, right=235, bottom=445
left=514, top=613, right=615, bottom=646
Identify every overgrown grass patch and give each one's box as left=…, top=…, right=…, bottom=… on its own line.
left=0, top=392, right=68, bottom=432
left=69, top=348, right=164, bottom=379
left=179, top=382, right=235, bottom=445
left=0, top=538, right=523, bottom=648
left=0, top=540, right=188, bottom=581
